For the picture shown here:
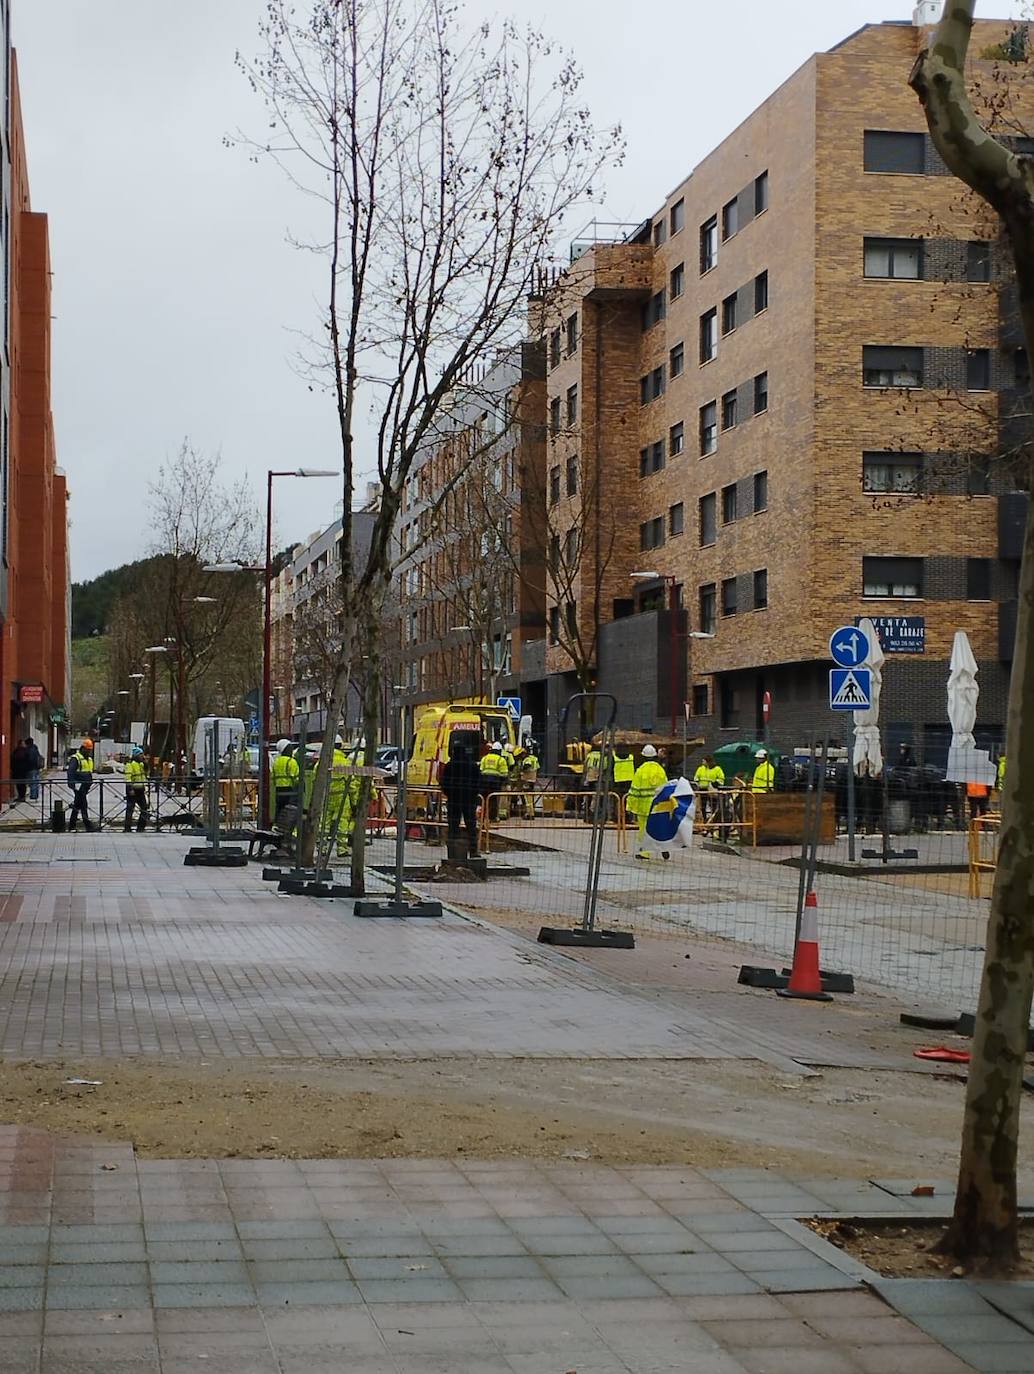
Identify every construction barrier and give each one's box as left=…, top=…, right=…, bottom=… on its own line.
left=968, top=811, right=1000, bottom=899
left=479, top=790, right=628, bottom=854
left=692, top=789, right=758, bottom=848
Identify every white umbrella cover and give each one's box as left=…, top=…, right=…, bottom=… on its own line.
left=853, top=616, right=885, bottom=777
left=947, top=629, right=978, bottom=753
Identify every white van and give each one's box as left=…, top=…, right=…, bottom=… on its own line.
left=192, top=717, right=247, bottom=774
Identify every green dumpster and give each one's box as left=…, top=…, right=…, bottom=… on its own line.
left=713, top=740, right=780, bottom=785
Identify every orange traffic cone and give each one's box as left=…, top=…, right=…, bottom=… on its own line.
left=777, top=890, right=833, bottom=1002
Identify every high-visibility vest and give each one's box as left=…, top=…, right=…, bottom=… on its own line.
left=271, top=753, right=300, bottom=788
left=124, top=759, right=146, bottom=786
left=480, top=751, right=508, bottom=778
left=751, top=761, right=775, bottom=793
left=72, top=752, right=94, bottom=779
left=997, top=755, right=1006, bottom=789
left=967, top=781, right=990, bottom=798
left=584, top=750, right=602, bottom=781
left=694, top=764, right=725, bottom=788
left=612, top=753, right=635, bottom=783
left=521, top=753, right=540, bottom=775
left=628, top=760, right=667, bottom=816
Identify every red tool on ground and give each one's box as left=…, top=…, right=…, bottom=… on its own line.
left=913, top=1046, right=971, bottom=1063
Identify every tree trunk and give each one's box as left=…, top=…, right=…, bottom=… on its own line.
left=349, top=599, right=382, bottom=897
left=300, top=603, right=357, bottom=868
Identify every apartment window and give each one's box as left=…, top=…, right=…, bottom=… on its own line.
left=566, top=384, right=579, bottom=425
left=721, top=577, right=738, bottom=617
left=864, top=237, right=922, bottom=279
left=754, top=370, right=769, bottom=413
left=967, top=557, right=992, bottom=600
left=967, top=454, right=991, bottom=496
left=753, top=469, right=768, bottom=512
left=863, top=346, right=922, bottom=388
left=754, top=270, right=769, bottom=314
left=670, top=341, right=685, bottom=380
left=550, top=532, right=560, bottom=569
left=1016, top=347, right=1030, bottom=387
left=639, top=440, right=665, bottom=478
left=669, top=502, right=684, bottom=537
left=721, top=390, right=738, bottom=431
left=863, top=129, right=925, bottom=174
left=863, top=555, right=923, bottom=598
left=699, top=583, right=717, bottom=636
left=754, top=170, right=769, bottom=214
left=640, top=366, right=665, bottom=404
left=566, top=454, right=579, bottom=496
left=699, top=492, right=716, bottom=546
left=566, top=313, right=578, bottom=354
left=549, top=328, right=561, bottom=368
left=669, top=420, right=685, bottom=456
left=721, top=293, right=737, bottom=335
left=548, top=605, right=560, bottom=644
left=670, top=262, right=685, bottom=299
left=564, top=527, right=578, bottom=566
left=670, top=197, right=685, bottom=235
left=653, top=219, right=666, bottom=248
left=640, top=516, right=665, bottom=551
left=967, top=240, right=991, bottom=283
left=700, top=400, right=718, bottom=455
left=863, top=451, right=922, bottom=494
left=721, top=483, right=738, bottom=524
left=721, top=197, right=739, bottom=241
left=643, top=289, right=666, bottom=329
left=753, top=568, right=769, bottom=610
left=700, top=215, right=718, bottom=273
left=966, top=348, right=990, bottom=390
left=550, top=396, right=561, bottom=434
left=699, top=308, right=718, bottom=364
left=549, top=465, right=560, bottom=504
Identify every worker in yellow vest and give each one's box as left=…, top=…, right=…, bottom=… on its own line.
left=270, top=739, right=300, bottom=822
left=479, top=740, right=509, bottom=822
left=693, top=754, right=725, bottom=820
left=611, top=748, right=635, bottom=821
left=750, top=748, right=775, bottom=794
left=123, top=748, right=150, bottom=833
left=997, top=752, right=1006, bottom=793
left=628, top=745, right=668, bottom=859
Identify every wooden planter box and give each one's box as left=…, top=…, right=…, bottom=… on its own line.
left=752, top=792, right=836, bottom=846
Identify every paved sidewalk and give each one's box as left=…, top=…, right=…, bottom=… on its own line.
left=0, top=1131, right=1005, bottom=1373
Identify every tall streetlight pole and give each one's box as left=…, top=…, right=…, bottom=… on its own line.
left=207, top=466, right=336, bottom=828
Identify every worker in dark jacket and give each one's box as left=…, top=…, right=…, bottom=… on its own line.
left=67, top=738, right=96, bottom=832
left=440, top=738, right=482, bottom=857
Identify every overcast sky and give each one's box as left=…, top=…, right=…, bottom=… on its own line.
left=13, top=0, right=1025, bottom=582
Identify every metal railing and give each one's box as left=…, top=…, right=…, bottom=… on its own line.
left=969, top=811, right=1000, bottom=898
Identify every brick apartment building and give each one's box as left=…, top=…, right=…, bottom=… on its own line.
left=0, top=38, right=69, bottom=775
left=523, top=8, right=1032, bottom=765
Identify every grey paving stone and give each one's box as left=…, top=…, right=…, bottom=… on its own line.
left=48, top=1263, right=148, bottom=1287
left=0, top=1289, right=44, bottom=1312
left=711, top=1231, right=810, bottom=1253
left=347, top=1256, right=449, bottom=1280
left=240, top=1237, right=339, bottom=1261
left=442, top=1256, right=545, bottom=1280
left=160, top=1359, right=278, bottom=1374
left=142, top=1223, right=237, bottom=1242
left=521, top=1234, right=619, bottom=1258
left=0, top=1265, right=44, bottom=1289
left=356, top=1277, right=464, bottom=1304
left=876, top=1277, right=999, bottom=1316
left=45, top=1286, right=151, bottom=1311
left=248, top=1258, right=352, bottom=1284
left=236, top=1220, right=332, bottom=1241
left=154, top=1307, right=265, bottom=1333
left=0, top=1336, right=38, bottom=1374
left=148, top=1261, right=249, bottom=1286
left=914, top=1312, right=1033, bottom=1344
left=39, top=1359, right=160, bottom=1374
left=540, top=1255, right=643, bottom=1279
left=49, top=1243, right=147, bottom=1265
left=0, top=1244, right=47, bottom=1265
left=51, top=1226, right=143, bottom=1245
left=339, top=1234, right=438, bottom=1258
left=632, top=1252, right=739, bottom=1277
left=145, top=1240, right=242, bottom=1262
left=950, top=1344, right=1034, bottom=1373
left=456, top=1277, right=564, bottom=1304
left=254, top=1280, right=362, bottom=1307
left=431, top=1236, right=529, bottom=1258
left=750, top=1268, right=859, bottom=1293
left=0, top=1228, right=48, bottom=1246
left=653, top=1272, right=762, bottom=1297
left=151, top=1284, right=257, bottom=1309
left=553, top=1273, right=664, bottom=1301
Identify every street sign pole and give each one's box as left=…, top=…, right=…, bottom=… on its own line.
left=847, top=718, right=856, bottom=864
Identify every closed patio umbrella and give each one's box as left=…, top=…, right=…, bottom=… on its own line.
left=947, top=628, right=979, bottom=757
left=853, top=616, right=884, bottom=777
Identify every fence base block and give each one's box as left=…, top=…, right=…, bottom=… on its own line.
left=537, top=926, right=635, bottom=950
left=263, top=867, right=332, bottom=883
left=777, top=986, right=834, bottom=1003
left=780, top=967, right=855, bottom=995
left=900, top=1011, right=960, bottom=1031
left=353, top=899, right=444, bottom=918
left=184, top=848, right=247, bottom=868
left=956, top=1011, right=1034, bottom=1052
left=738, top=965, right=789, bottom=990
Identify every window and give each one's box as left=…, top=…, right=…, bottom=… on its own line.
left=721, top=483, right=738, bottom=524
left=670, top=262, right=685, bottom=299
left=700, top=215, right=718, bottom=273
left=864, top=129, right=925, bottom=174
left=566, top=454, right=579, bottom=496
left=548, top=605, right=560, bottom=644
left=753, top=569, right=768, bottom=610
left=753, top=469, right=768, bottom=512
left=754, top=170, right=769, bottom=214
left=721, top=197, right=739, bottom=241
left=968, top=454, right=991, bottom=496
left=1016, top=347, right=1030, bottom=387
left=692, top=683, right=710, bottom=716
left=967, top=240, right=991, bottom=283
left=699, top=493, right=716, bottom=546
left=721, top=390, right=738, bottom=430
left=966, top=348, right=990, bottom=390
left=549, top=465, right=560, bottom=504
left=754, top=270, right=769, bottom=313
left=669, top=341, right=685, bottom=379
left=721, top=577, right=738, bottom=617
left=549, top=328, right=561, bottom=368
left=639, top=440, right=664, bottom=478
left=967, top=557, right=991, bottom=600
left=669, top=421, right=685, bottom=456
left=699, top=401, right=717, bottom=455
left=639, top=516, right=665, bottom=551
left=863, top=451, right=922, bottom=493
left=863, top=238, right=922, bottom=279
left=549, top=532, right=560, bottom=569
left=640, top=367, right=665, bottom=404
left=653, top=219, right=666, bottom=248
left=643, top=289, right=666, bottom=329
left=863, top=555, right=923, bottom=598
left=753, top=370, right=769, bottom=413
left=670, top=198, right=685, bottom=234
left=549, top=396, right=561, bottom=434
left=721, top=293, right=737, bottom=335
left=565, top=313, right=578, bottom=355
left=863, top=346, right=922, bottom=388
left=566, top=384, right=579, bottom=425
left=699, top=583, right=716, bottom=636
left=669, top=502, right=684, bottom=537
left=564, top=526, right=577, bottom=565
left=699, top=308, right=718, bottom=363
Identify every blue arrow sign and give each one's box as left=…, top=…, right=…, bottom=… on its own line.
left=497, top=696, right=521, bottom=721
left=829, top=668, right=872, bottom=711
left=829, top=625, right=870, bottom=668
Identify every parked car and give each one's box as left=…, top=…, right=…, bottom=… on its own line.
left=375, top=745, right=401, bottom=779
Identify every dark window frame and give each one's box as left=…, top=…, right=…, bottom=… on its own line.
left=699, top=308, right=718, bottom=364
left=670, top=197, right=685, bottom=235
left=699, top=492, right=716, bottom=546
left=753, top=371, right=769, bottom=414
left=862, top=346, right=923, bottom=389
left=670, top=261, right=685, bottom=299
left=863, top=129, right=925, bottom=174
left=753, top=469, right=768, bottom=512
left=721, top=483, right=738, bottom=524
left=863, top=237, right=923, bottom=279
left=966, top=557, right=992, bottom=601
left=967, top=240, right=991, bottom=283
left=669, top=421, right=685, bottom=457
left=721, top=390, right=738, bottom=431
left=700, top=215, right=718, bottom=274
left=699, top=583, right=717, bottom=636
left=721, top=293, right=737, bottom=335
left=862, top=555, right=924, bottom=598
left=862, top=450, right=923, bottom=495
left=966, top=348, right=991, bottom=391
left=754, top=170, right=769, bottom=214
left=699, top=400, right=718, bottom=456
left=753, top=568, right=768, bottom=610
left=669, top=340, right=685, bottom=380
left=754, top=270, right=769, bottom=313
left=669, top=502, right=685, bottom=537
left=721, top=197, right=739, bottom=242
left=721, top=577, right=738, bottom=617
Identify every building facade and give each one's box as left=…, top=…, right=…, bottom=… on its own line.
left=523, top=11, right=1031, bottom=767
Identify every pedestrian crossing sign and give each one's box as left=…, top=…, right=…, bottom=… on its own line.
left=829, top=667, right=872, bottom=711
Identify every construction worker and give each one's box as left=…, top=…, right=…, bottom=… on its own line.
left=325, top=735, right=359, bottom=858
left=751, top=748, right=776, bottom=794
left=582, top=741, right=603, bottom=821
left=67, top=738, right=96, bottom=832
left=628, top=744, right=668, bottom=860
left=440, top=735, right=481, bottom=857
left=967, top=778, right=991, bottom=821
left=693, top=754, right=725, bottom=821
left=270, top=738, right=300, bottom=822
left=997, top=752, right=1006, bottom=793
left=123, top=747, right=150, bottom=833
left=479, top=739, right=508, bottom=822
left=612, top=747, right=635, bottom=801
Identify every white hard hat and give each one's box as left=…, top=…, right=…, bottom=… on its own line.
left=642, top=744, right=658, bottom=758
left=755, top=749, right=767, bottom=758
left=334, top=735, right=344, bottom=746
left=277, top=738, right=291, bottom=752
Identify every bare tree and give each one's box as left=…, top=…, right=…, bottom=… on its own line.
left=911, top=2, right=1034, bottom=1268
left=239, top=0, right=619, bottom=884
